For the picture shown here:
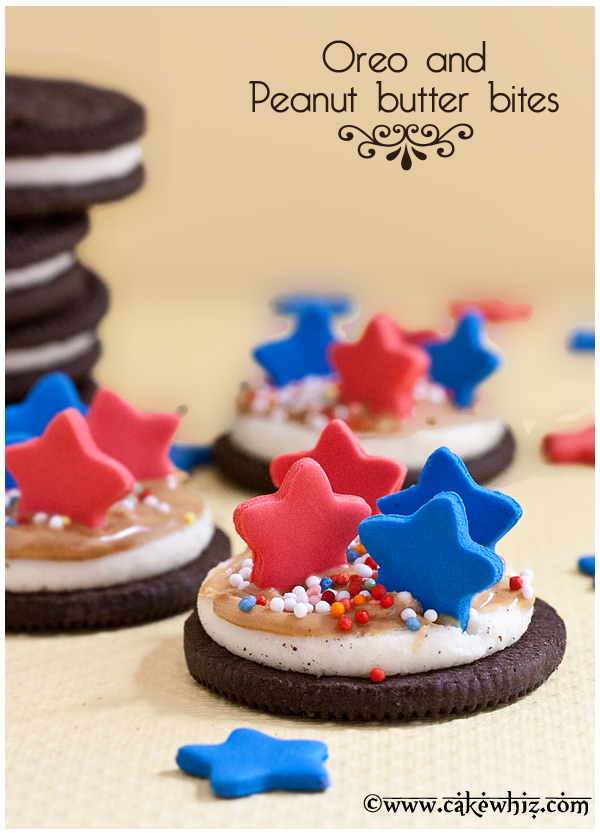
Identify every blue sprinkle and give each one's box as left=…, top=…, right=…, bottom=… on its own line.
left=320, top=576, right=334, bottom=591
left=578, top=555, right=595, bottom=577
left=346, top=549, right=360, bottom=564
left=568, top=329, right=595, bottom=352
left=406, top=617, right=421, bottom=632
left=238, top=596, right=257, bottom=612
left=5, top=517, right=18, bottom=527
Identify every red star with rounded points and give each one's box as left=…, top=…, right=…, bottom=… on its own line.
left=330, top=314, right=430, bottom=419
left=87, top=388, right=181, bottom=480
left=270, top=419, right=406, bottom=514
left=234, top=458, right=371, bottom=589
left=5, top=409, right=135, bottom=528
left=543, top=424, right=595, bottom=466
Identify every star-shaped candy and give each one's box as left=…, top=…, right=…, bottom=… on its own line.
left=377, top=446, right=521, bottom=549
left=253, top=294, right=352, bottom=387
left=424, top=312, right=501, bottom=408
left=176, top=728, right=330, bottom=798
left=542, top=424, right=595, bottom=466
left=578, top=555, right=595, bottom=579
left=234, top=457, right=371, bottom=588
left=359, top=492, right=504, bottom=630
left=270, top=419, right=406, bottom=513
left=449, top=299, right=533, bottom=323
left=87, top=388, right=181, bottom=480
left=5, top=371, right=88, bottom=438
left=330, top=314, right=430, bottom=419
left=5, top=409, right=135, bottom=528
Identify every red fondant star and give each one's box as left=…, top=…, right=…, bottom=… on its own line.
left=234, top=458, right=371, bottom=589
left=270, top=419, right=406, bottom=514
left=5, top=409, right=135, bottom=528
left=449, top=299, right=533, bottom=323
left=87, top=388, right=181, bottom=480
left=330, top=314, right=430, bottom=419
left=542, top=424, right=595, bottom=466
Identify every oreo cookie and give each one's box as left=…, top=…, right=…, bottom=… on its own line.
left=6, top=528, right=231, bottom=633
left=184, top=599, right=566, bottom=720
left=6, top=75, right=145, bottom=217
left=5, top=268, right=109, bottom=402
left=213, top=425, right=518, bottom=494
left=6, top=214, right=90, bottom=325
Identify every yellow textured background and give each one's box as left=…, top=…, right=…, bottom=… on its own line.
left=5, top=6, right=594, bottom=829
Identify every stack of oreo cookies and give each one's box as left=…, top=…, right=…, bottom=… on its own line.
left=5, top=75, right=146, bottom=404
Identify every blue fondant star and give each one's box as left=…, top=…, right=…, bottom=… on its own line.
left=377, top=447, right=522, bottom=550
left=253, top=294, right=353, bottom=386
left=568, top=328, right=595, bottom=352
left=578, top=555, right=595, bottom=581
left=424, top=312, right=501, bottom=408
left=169, top=442, right=213, bottom=471
left=176, top=728, right=330, bottom=798
left=359, top=492, right=504, bottom=629
left=5, top=432, right=31, bottom=489
left=5, top=372, right=88, bottom=439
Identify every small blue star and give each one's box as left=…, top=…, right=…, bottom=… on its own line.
left=176, top=728, right=330, bottom=798
left=359, top=492, right=504, bottom=630
left=5, top=372, right=88, bottom=439
left=578, top=555, right=595, bottom=588
left=253, top=294, right=353, bottom=386
left=568, top=328, right=595, bottom=352
left=377, top=447, right=522, bottom=550
left=424, top=312, right=501, bottom=408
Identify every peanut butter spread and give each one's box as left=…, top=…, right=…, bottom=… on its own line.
left=199, top=550, right=534, bottom=639
left=5, top=475, right=205, bottom=562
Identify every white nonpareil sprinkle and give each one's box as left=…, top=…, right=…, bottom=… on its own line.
left=270, top=597, right=285, bottom=612
left=49, top=515, right=64, bottom=530
left=292, top=585, right=306, bottom=597
left=33, top=512, right=48, bottom=524
left=401, top=608, right=417, bottom=621
left=238, top=580, right=250, bottom=590
left=284, top=597, right=298, bottom=611
left=354, top=554, right=368, bottom=565
left=284, top=593, right=297, bottom=600
left=229, top=574, right=243, bottom=588
left=521, top=574, right=532, bottom=586
left=167, top=474, right=177, bottom=489
left=315, top=601, right=331, bottom=613
left=305, top=575, right=321, bottom=588
left=143, top=494, right=159, bottom=507
left=397, top=591, right=412, bottom=603
left=469, top=608, right=479, bottom=620
left=424, top=609, right=438, bottom=622
left=306, top=603, right=314, bottom=613
left=157, top=502, right=171, bottom=514
left=241, top=558, right=253, bottom=569
left=293, top=604, right=308, bottom=619
left=295, top=592, right=309, bottom=605
left=121, top=498, right=136, bottom=511
left=522, top=585, right=534, bottom=600
left=239, top=567, right=252, bottom=580
left=351, top=536, right=361, bottom=548
left=8, top=488, right=21, bottom=499
left=336, top=590, right=351, bottom=601
left=356, top=564, right=373, bottom=578
left=520, top=568, right=534, bottom=580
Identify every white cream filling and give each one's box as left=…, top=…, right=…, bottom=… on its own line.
left=198, top=592, right=533, bottom=678
left=5, top=508, right=214, bottom=593
left=230, top=413, right=507, bottom=469
left=5, top=252, right=76, bottom=292
left=5, top=141, right=142, bottom=188
left=5, top=331, right=96, bottom=374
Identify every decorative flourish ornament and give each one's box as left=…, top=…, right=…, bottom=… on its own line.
left=339, top=123, right=474, bottom=168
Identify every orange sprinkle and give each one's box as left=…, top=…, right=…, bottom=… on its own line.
left=330, top=602, right=345, bottom=618
left=355, top=544, right=367, bottom=555
left=352, top=594, right=366, bottom=606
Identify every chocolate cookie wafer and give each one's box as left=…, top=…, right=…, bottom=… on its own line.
left=184, top=599, right=565, bottom=720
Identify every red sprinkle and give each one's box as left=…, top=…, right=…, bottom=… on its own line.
left=255, top=595, right=267, bottom=605
left=509, top=576, right=524, bottom=591
left=355, top=609, right=370, bottom=624
left=349, top=574, right=365, bottom=585
left=340, top=597, right=352, bottom=611
left=365, top=556, right=378, bottom=570
left=321, top=590, right=336, bottom=604
left=333, top=573, right=349, bottom=586
left=371, top=584, right=387, bottom=601
left=348, top=582, right=363, bottom=597
left=17, top=516, right=29, bottom=524
left=380, top=594, right=394, bottom=609
left=370, top=667, right=386, bottom=683
left=337, top=616, right=353, bottom=632
left=139, top=489, right=152, bottom=500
